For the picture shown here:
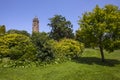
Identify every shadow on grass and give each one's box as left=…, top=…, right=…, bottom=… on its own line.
left=73, top=57, right=120, bottom=67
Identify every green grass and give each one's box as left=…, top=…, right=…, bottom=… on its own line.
left=0, top=49, right=120, bottom=80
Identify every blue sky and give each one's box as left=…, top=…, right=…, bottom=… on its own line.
left=0, top=0, right=120, bottom=33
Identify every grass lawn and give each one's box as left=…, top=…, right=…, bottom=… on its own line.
left=0, top=49, right=120, bottom=80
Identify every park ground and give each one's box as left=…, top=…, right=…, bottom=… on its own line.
left=0, top=48, right=120, bottom=80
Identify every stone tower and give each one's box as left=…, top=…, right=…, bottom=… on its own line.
left=32, top=17, right=39, bottom=32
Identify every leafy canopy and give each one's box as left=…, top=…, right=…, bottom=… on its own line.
left=48, top=15, right=74, bottom=41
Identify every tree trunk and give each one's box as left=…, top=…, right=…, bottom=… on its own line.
left=98, top=35, right=105, bottom=62
left=99, top=45, right=105, bottom=62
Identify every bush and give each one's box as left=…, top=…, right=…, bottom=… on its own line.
left=0, top=34, right=37, bottom=61
left=53, top=38, right=84, bottom=62
left=7, top=29, right=30, bottom=37
left=0, top=59, right=35, bottom=68
left=31, top=32, right=55, bottom=62
left=40, top=39, right=56, bottom=62
left=0, top=25, right=6, bottom=36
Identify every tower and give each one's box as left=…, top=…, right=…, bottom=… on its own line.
left=32, top=17, right=39, bottom=32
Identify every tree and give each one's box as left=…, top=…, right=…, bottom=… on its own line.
left=48, top=15, right=74, bottom=41
left=31, top=32, right=55, bottom=62
left=31, top=32, right=50, bottom=50
left=0, top=25, right=6, bottom=36
left=76, top=4, right=120, bottom=62
left=7, top=29, right=30, bottom=37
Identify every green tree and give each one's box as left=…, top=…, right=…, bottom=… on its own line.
left=0, top=25, right=6, bottom=36
left=48, top=15, right=74, bottom=41
left=31, top=32, right=54, bottom=62
left=7, top=29, right=30, bottom=37
left=76, top=4, right=120, bottom=62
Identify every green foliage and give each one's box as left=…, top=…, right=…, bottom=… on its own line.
left=31, top=32, right=55, bottom=62
left=0, top=25, right=6, bottom=36
left=0, top=59, right=37, bottom=68
left=76, top=4, right=120, bottom=61
left=114, top=40, right=120, bottom=49
left=31, top=32, right=84, bottom=63
left=53, top=38, right=84, bottom=61
left=48, top=15, right=74, bottom=41
left=76, top=28, right=91, bottom=48
left=7, top=29, right=30, bottom=37
left=0, top=34, right=36, bottom=60
left=31, top=32, right=50, bottom=49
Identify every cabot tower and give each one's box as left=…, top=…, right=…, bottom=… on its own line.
left=32, top=17, right=39, bottom=32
